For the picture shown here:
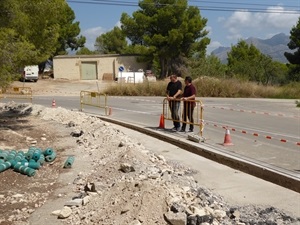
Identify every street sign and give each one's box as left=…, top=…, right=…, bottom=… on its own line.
left=119, top=66, right=124, bottom=72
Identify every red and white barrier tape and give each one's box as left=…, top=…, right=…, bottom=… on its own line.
left=205, top=122, right=300, bottom=146
left=209, top=106, right=299, bottom=119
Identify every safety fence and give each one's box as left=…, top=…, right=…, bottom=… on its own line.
left=0, top=86, right=33, bottom=103
left=162, top=98, right=204, bottom=136
left=80, top=91, right=109, bottom=115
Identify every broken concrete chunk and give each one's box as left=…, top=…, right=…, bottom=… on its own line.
left=118, top=141, right=125, bottom=147
left=70, top=130, right=83, bottom=137
left=64, top=198, right=83, bottom=207
left=84, top=182, right=96, bottom=192
left=120, top=163, right=135, bottom=173
left=129, top=220, right=141, bottom=225
left=164, top=211, right=187, bottom=225
left=82, top=196, right=90, bottom=206
left=51, top=210, right=61, bottom=216
left=58, top=206, right=72, bottom=219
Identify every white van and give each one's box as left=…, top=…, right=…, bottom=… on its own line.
left=22, top=65, right=39, bottom=82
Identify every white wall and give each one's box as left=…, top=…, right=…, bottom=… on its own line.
left=53, top=55, right=147, bottom=80
left=117, top=72, right=145, bottom=83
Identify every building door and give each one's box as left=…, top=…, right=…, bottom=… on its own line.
left=81, top=62, right=97, bottom=80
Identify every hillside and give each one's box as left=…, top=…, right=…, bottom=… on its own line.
left=211, top=33, right=292, bottom=64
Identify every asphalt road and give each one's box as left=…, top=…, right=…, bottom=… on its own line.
left=27, top=95, right=300, bottom=175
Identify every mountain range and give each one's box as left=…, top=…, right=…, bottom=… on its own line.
left=211, top=33, right=292, bottom=64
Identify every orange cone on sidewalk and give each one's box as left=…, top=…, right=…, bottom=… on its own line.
left=158, top=114, right=165, bottom=129
left=52, top=99, right=56, bottom=108
left=223, top=129, right=234, bottom=146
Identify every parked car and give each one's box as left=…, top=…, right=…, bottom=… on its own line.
left=21, top=65, right=39, bottom=82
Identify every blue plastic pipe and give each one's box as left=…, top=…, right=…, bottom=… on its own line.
left=26, top=160, right=41, bottom=169
left=37, top=154, right=45, bottom=165
left=25, top=148, right=35, bottom=161
left=0, top=150, right=9, bottom=161
left=63, top=156, right=75, bottom=168
left=32, top=149, right=42, bottom=162
left=6, top=150, right=17, bottom=161
left=14, top=164, right=36, bottom=177
left=14, top=152, right=25, bottom=162
left=0, top=162, right=12, bottom=173
left=45, top=151, right=56, bottom=162
left=43, top=148, right=54, bottom=156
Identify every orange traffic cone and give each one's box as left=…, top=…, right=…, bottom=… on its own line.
left=52, top=99, right=56, bottom=108
left=223, top=129, right=234, bottom=146
left=158, top=114, right=165, bottom=129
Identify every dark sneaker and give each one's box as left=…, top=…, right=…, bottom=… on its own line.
left=171, top=127, right=178, bottom=132
left=179, top=129, right=186, bottom=132
left=188, top=129, right=193, bottom=133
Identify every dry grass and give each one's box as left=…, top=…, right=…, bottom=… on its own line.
left=103, top=78, right=300, bottom=99
left=104, top=80, right=168, bottom=96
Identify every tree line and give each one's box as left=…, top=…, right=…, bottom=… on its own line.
left=0, top=0, right=299, bottom=89
left=0, top=0, right=84, bottom=87
left=79, top=0, right=300, bottom=85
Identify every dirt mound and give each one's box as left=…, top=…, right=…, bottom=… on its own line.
left=0, top=102, right=299, bottom=225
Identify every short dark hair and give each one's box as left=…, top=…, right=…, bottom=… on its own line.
left=185, top=76, right=192, bottom=83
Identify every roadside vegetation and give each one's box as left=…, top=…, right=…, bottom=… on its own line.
left=104, top=78, right=300, bottom=99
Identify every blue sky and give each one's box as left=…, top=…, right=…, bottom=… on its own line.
left=67, top=0, right=300, bottom=53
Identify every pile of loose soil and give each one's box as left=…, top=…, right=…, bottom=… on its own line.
left=0, top=102, right=299, bottom=225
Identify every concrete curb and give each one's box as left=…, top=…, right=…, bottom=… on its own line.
left=98, top=115, right=300, bottom=193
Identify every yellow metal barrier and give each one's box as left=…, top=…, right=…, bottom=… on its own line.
left=162, top=98, right=204, bottom=136
left=80, top=91, right=108, bottom=115
left=0, top=86, right=33, bottom=103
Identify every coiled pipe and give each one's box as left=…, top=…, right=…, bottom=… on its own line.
left=14, top=164, right=36, bottom=177
left=63, top=156, right=75, bottom=168
left=0, top=161, right=12, bottom=173
left=43, top=148, right=54, bottom=156
left=25, top=148, right=35, bottom=161
left=0, top=150, right=9, bottom=161
left=37, top=154, right=45, bottom=165
left=45, top=151, right=56, bottom=162
left=32, top=149, right=42, bottom=162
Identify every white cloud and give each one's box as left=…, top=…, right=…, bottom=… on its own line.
left=81, top=21, right=122, bottom=50
left=209, top=41, right=222, bottom=48
left=217, top=17, right=226, bottom=23
left=115, top=21, right=122, bottom=28
left=204, top=26, right=222, bottom=53
left=81, top=27, right=107, bottom=50
left=207, top=41, right=222, bottom=54
left=205, top=25, right=213, bottom=36
left=263, top=6, right=298, bottom=28
left=223, top=6, right=298, bottom=43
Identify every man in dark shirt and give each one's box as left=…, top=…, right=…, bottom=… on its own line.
left=166, top=74, right=182, bottom=131
left=180, top=76, right=196, bottom=132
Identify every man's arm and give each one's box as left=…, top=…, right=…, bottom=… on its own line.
left=173, top=89, right=182, bottom=99
left=183, top=85, right=196, bottom=100
left=183, top=93, right=195, bottom=100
